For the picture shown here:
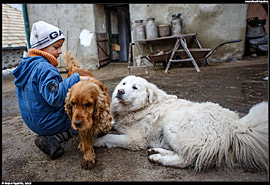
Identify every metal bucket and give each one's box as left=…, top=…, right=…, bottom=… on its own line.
left=145, top=17, right=158, bottom=39
left=134, top=20, right=146, bottom=41
left=171, top=13, right=183, bottom=35
left=158, top=24, right=170, bottom=37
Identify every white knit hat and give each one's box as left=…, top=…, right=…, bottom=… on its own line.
left=30, top=21, right=65, bottom=49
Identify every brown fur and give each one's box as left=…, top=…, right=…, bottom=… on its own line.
left=64, top=50, right=112, bottom=170
left=64, top=50, right=94, bottom=78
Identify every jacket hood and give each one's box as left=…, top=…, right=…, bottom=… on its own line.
left=13, top=56, right=44, bottom=89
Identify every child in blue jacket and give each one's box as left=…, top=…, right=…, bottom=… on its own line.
left=13, top=21, right=91, bottom=159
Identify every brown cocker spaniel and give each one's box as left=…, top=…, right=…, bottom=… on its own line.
left=64, top=51, right=112, bottom=170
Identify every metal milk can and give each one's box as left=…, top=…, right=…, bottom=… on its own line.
left=171, top=13, right=183, bottom=35
left=145, top=17, right=158, bottom=39
left=134, top=20, right=146, bottom=41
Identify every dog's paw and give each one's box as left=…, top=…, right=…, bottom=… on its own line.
left=93, top=136, right=108, bottom=148
left=147, top=148, right=160, bottom=156
left=81, top=159, right=95, bottom=170
left=148, top=148, right=175, bottom=156
left=92, top=138, right=101, bottom=148
left=148, top=154, right=162, bottom=164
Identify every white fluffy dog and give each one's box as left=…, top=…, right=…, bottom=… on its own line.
left=93, top=75, right=268, bottom=171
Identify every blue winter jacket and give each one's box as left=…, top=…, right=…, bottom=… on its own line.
left=13, top=56, right=80, bottom=136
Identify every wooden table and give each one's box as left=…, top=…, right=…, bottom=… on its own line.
left=128, top=33, right=204, bottom=74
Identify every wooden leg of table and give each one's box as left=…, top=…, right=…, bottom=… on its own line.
left=135, top=43, right=142, bottom=56
left=194, top=36, right=203, bottom=49
left=165, top=61, right=171, bottom=73
left=128, top=43, right=133, bottom=75
left=165, top=38, right=181, bottom=73
left=205, top=58, right=209, bottom=65
left=134, top=43, right=148, bottom=75
left=144, top=66, right=149, bottom=74
left=180, top=38, right=200, bottom=72
left=148, top=43, right=153, bottom=53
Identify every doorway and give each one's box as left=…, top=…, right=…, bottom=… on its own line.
left=104, top=4, right=131, bottom=62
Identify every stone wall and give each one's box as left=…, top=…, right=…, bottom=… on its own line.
left=2, top=49, right=25, bottom=69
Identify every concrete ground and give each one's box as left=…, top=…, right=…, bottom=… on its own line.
left=2, top=55, right=269, bottom=182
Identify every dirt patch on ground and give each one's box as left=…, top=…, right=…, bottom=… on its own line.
left=2, top=56, right=268, bottom=182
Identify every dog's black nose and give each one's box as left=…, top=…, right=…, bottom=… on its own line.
left=118, top=89, right=125, bottom=95
left=74, top=120, right=83, bottom=128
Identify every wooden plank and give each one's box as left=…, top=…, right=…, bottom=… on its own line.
left=170, top=58, right=193, bottom=62
left=96, top=33, right=110, bottom=62
left=134, top=33, right=197, bottom=43
left=97, top=42, right=110, bottom=57
left=176, top=48, right=211, bottom=52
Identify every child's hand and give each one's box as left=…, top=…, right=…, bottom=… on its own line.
left=80, top=76, right=95, bottom=81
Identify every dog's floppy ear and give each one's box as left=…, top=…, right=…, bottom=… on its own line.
left=147, top=85, right=155, bottom=104
left=93, top=86, right=112, bottom=137
left=94, top=79, right=108, bottom=92
left=146, top=82, right=168, bottom=104
left=65, top=89, right=73, bottom=119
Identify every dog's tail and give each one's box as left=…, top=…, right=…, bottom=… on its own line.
left=64, top=50, right=82, bottom=73
left=232, top=101, right=268, bottom=171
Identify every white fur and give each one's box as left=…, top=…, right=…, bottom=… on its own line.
left=93, top=75, right=268, bottom=171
